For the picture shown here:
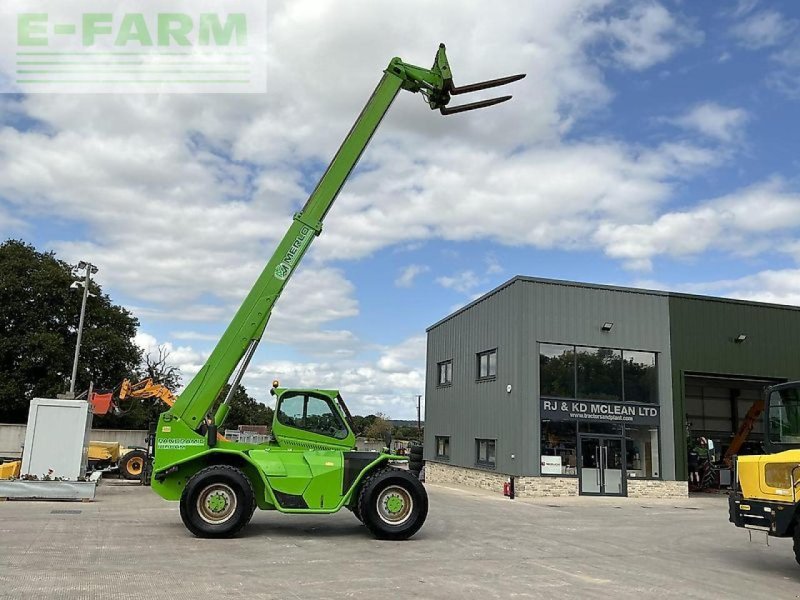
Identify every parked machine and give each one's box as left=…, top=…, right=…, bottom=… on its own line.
left=87, top=378, right=177, bottom=479
left=147, top=44, right=524, bottom=539
left=729, top=381, right=800, bottom=565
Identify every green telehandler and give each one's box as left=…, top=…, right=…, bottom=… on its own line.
left=150, top=44, right=524, bottom=539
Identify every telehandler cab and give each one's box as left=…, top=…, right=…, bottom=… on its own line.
left=149, top=44, right=524, bottom=539
left=729, top=381, right=800, bottom=564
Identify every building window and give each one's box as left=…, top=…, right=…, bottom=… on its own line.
left=541, top=421, right=577, bottom=475
left=539, top=343, right=657, bottom=404
left=477, top=349, right=497, bottom=380
left=577, top=346, right=622, bottom=401
left=475, top=438, right=496, bottom=467
left=540, top=343, right=575, bottom=398
left=437, top=360, right=452, bottom=386
left=435, top=436, right=450, bottom=459
left=623, top=351, right=658, bottom=404
left=625, top=426, right=660, bottom=479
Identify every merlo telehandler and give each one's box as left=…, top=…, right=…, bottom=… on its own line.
left=729, top=381, right=800, bottom=564
left=149, top=44, right=525, bottom=539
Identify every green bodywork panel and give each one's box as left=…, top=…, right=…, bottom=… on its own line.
left=152, top=387, right=402, bottom=513
left=151, top=45, right=522, bottom=514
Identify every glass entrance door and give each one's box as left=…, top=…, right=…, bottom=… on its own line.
left=579, top=436, right=626, bottom=496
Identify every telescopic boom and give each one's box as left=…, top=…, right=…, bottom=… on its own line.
left=168, top=44, right=525, bottom=429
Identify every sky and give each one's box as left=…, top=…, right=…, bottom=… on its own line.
left=1, top=0, right=800, bottom=419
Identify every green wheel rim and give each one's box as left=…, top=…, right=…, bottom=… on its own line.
left=196, top=483, right=238, bottom=525
left=376, top=484, right=413, bottom=526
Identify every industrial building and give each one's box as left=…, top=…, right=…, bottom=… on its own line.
left=423, top=276, right=800, bottom=498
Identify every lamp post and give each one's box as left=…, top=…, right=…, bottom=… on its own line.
left=69, top=261, right=98, bottom=397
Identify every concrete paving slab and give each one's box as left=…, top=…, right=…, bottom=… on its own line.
left=0, top=481, right=798, bottom=599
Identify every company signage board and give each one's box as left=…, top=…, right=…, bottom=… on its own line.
left=541, top=398, right=659, bottom=426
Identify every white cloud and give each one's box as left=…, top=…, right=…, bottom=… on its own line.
left=590, top=2, right=703, bottom=71
left=769, top=40, right=800, bottom=99
left=485, top=254, right=504, bottom=275
left=650, top=270, right=800, bottom=308
left=134, top=332, right=207, bottom=386
left=243, top=334, right=426, bottom=418
left=0, top=0, right=780, bottom=414
left=436, top=271, right=482, bottom=294
left=595, top=178, right=800, bottom=271
left=394, top=264, right=429, bottom=288
left=170, top=331, right=222, bottom=341
left=670, top=102, right=749, bottom=142
left=730, top=9, right=797, bottom=49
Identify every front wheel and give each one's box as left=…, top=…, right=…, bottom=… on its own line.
left=358, top=468, right=428, bottom=540
left=179, top=465, right=255, bottom=538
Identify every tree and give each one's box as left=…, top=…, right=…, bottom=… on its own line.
left=364, top=412, right=392, bottom=445
left=0, top=240, right=141, bottom=423
left=393, top=425, right=423, bottom=441
left=350, top=414, right=377, bottom=436
left=141, top=344, right=181, bottom=390
left=215, top=383, right=273, bottom=430
left=94, top=346, right=182, bottom=430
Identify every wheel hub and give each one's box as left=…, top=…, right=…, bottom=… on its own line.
left=197, top=483, right=237, bottom=524
left=207, top=492, right=228, bottom=513
left=376, top=485, right=413, bottom=525
left=385, top=495, right=404, bottom=514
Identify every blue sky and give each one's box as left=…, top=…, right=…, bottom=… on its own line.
left=1, top=0, right=800, bottom=418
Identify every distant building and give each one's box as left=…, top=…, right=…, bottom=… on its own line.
left=423, top=276, right=800, bottom=498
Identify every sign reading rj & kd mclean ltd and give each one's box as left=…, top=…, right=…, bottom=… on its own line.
left=541, top=398, right=659, bottom=426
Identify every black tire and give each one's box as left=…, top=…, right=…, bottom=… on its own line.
left=350, top=501, right=363, bottom=523
left=358, top=468, right=428, bottom=540
left=409, top=446, right=423, bottom=458
left=408, top=459, right=423, bottom=472
left=119, top=449, right=148, bottom=480
left=179, top=465, right=255, bottom=538
left=794, top=525, right=800, bottom=567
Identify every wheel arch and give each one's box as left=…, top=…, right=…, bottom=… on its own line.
left=153, top=449, right=274, bottom=509
left=342, top=455, right=399, bottom=506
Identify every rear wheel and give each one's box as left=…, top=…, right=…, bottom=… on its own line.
left=794, top=524, right=800, bottom=567
left=358, top=468, right=428, bottom=540
left=119, top=449, right=147, bottom=480
left=179, top=465, right=255, bottom=538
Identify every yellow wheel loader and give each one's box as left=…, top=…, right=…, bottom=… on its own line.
left=729, top=381, right=800, bottom=565
left=87, top=378, right=177, bottom=480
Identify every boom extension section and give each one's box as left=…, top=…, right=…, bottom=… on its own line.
left=167, top=44, right=525, bottom=431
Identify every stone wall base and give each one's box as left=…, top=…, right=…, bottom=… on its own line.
left=425, top=462, right=688, bottom=499
left=425, top=461, right=507, bottom=494
left=626, top=479, right=688, bottom=498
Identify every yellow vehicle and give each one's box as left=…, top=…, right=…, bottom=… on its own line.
left=0, top=459, right=21, bottom=479
left=87, top=378, right=176, bottom=480
left=729, top=381, right=800, bottom=565
left=87, top=441, right=147, bottom=480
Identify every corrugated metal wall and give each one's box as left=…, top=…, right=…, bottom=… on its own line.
left=424, top=282, right=522, bottom=474
left=669, top=296, right=800, bottom=479
left=519, top=279, right=674, bottom=478
left=425, top=278, right=675, bottom=479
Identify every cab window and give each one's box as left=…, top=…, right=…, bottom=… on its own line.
left=768, top=387, right=800, bottom=445
left=277, top=393, right=348, bottom=439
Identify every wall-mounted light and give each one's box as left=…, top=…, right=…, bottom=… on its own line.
left=735, top=334, right=747, bottom=343
left=601, top=322, right=614, bottom=332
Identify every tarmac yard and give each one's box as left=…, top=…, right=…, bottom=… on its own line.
left=0, top=482, right=798, bottom=600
